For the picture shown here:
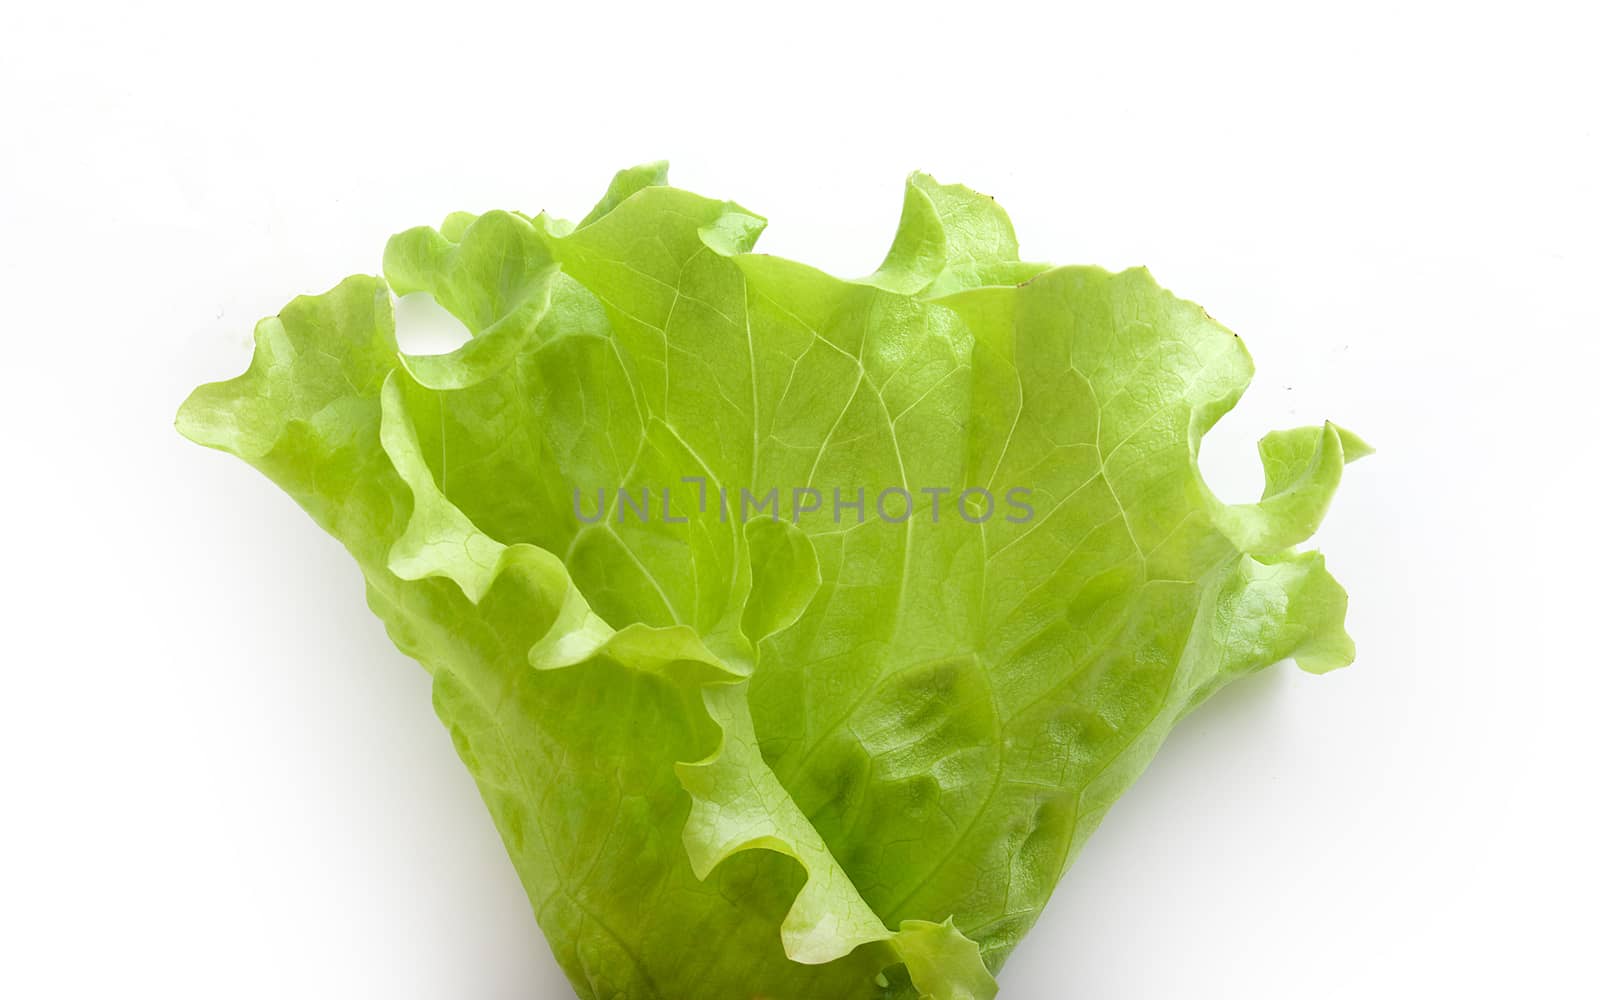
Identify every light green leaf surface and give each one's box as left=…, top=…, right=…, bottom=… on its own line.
left=178, top=165, right=1364, bottom=999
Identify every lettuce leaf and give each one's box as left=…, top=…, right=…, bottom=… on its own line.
left=177, top=166, right=1364, bottom=999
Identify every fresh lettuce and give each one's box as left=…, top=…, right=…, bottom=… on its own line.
left=178, top=165, right=1365, bottom=999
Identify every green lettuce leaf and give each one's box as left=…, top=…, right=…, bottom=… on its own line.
left=178, top=165, right=1363, bottom=998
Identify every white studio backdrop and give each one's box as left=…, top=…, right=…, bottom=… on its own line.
left=3, top=2, right=1596, bottom=997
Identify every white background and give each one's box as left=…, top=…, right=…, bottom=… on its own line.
left=4, top=2, right=1596, bottom=997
